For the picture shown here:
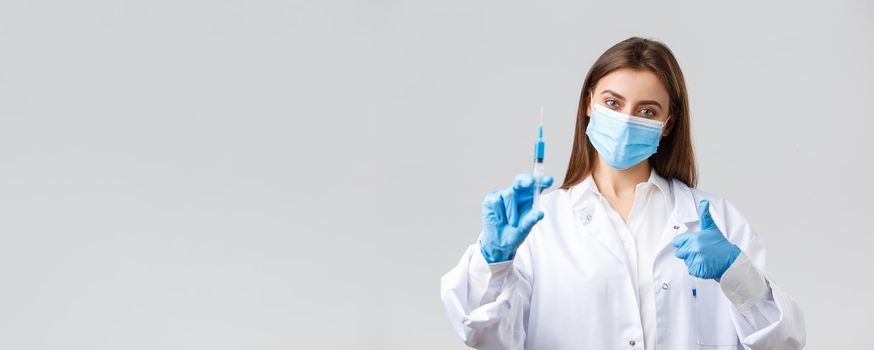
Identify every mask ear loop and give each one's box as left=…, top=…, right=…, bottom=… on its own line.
left=661, top=115, right=672, bottom=137
left=663, top=101, right=673, bottom=127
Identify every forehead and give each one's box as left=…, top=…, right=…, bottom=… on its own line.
left=594, top=68, right=669, bottom=103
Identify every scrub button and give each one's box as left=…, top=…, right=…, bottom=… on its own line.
left=586, top=215, right=593, bottom=221
left=662, top=283, right=669, bottom=290
left=629, top=339, right=636, bottom=346
left=673, top=225, right=680, bottom=230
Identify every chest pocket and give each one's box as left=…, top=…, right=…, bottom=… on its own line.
left=694, top=279, right=739, bottom=347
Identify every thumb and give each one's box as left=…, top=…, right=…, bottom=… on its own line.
left=517, top=210, right=545, bottom=234
left=537, top=175, right=555, bottom=191
left=697, top=199, right=717, bottom=230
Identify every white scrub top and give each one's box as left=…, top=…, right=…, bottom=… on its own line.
left=600, top=169, right=673, bottom=350
left=440, top=170, right=806, bottom=350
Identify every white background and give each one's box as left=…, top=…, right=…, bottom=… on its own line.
left=1, top=0, right=872, bottom=349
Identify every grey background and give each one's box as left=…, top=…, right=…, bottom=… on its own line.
left=0, top=0, right=872, bottom=349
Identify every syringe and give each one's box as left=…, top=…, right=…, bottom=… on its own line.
left=532, top=105, right=545, bottom=211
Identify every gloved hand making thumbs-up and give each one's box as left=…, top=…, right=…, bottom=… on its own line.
left=671, top=199, right=742, bottom=280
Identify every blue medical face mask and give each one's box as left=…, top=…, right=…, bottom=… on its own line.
left=585, top=102, right=668, bottom=170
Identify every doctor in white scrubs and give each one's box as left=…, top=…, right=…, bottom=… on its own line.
left=440, top=37, right=806, bottom=350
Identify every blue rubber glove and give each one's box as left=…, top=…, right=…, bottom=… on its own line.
left=479, top=174, right=554, bottom=263
left=671, top=199, right=741, bottom=280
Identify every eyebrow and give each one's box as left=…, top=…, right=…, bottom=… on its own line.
left=600, top=89, right=663, bottom=110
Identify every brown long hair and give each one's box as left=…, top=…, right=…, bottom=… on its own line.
left=561, top=37, right=697, bottom=189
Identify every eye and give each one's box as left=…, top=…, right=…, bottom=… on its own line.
left=639, top=108, right=656, bottom=117
left=605, top=99, right=620, bottom=108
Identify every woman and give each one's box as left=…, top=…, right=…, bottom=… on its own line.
left=440, top=37, right=806, bottom=350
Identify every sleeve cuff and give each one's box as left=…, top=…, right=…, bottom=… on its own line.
left=719, top=252, right=770, bottom=311
left=471, top=241, right=514, bottom=284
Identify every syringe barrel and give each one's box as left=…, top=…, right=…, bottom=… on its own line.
left=533, top=125, right=545, bottom=212
left=532, top=161, right=544, bottom=212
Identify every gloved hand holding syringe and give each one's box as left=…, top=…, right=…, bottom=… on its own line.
left=477, top=106, right=554, bottom=264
